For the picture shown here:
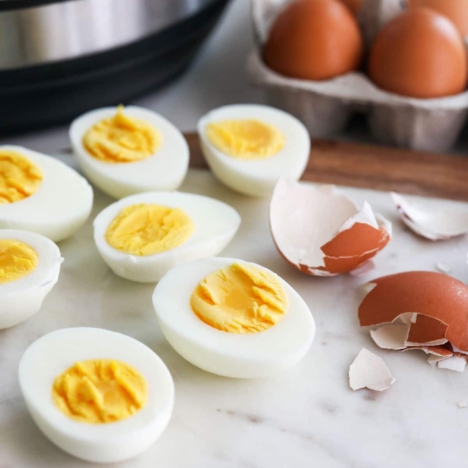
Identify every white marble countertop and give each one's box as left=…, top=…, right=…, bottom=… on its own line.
left=2, top=159, right=468, bottom=468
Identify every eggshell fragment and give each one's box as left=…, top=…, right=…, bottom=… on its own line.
left=436, top=262, right=451, bottom=274
left=270, top=180, right=391, bottom=276
left=426, top=351, right=468, bottom=371
left=349, top=348, right=395, bottom=391
left=391, top=193, right=468, bottom=241
left=370, top=321, right=451, bottom=352
left=370, top=324, right=408, bottom=350
left=359, top=272, right=468, bottom=350
left=359, top=271, right=468, bottom=371
left=437, top=356, right=467, bottom=373
left=405, top=314, right=448, bottom=347
left=414, top=345, right=453, bottom=363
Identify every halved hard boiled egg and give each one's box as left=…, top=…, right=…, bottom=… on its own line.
left=19, top=327, right=174, bottom=464
left=198, top=104, right=310, bottom=197
left=94, top=192, right=241, bottom=283
left=70, top=106, right=189, bottom=199
left=0, top=229, right=62, bottom=329
left=0, top=146, right=93, bottom=242
left=152, top=257, right=315, bottom=378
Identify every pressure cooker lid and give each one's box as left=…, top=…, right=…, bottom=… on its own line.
left=0, top=0, right=87, bottom=11
left=0, top=0, right=216, bottom=13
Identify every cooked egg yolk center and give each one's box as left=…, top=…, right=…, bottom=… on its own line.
left=0, top=239, right=38, bottom=284
left=105, top=203, right=194, bottom=256
left=83, top=105, right=161, bottom=163
left=0, top=150, right=43, bottom=204
left=190, top=262, right=288, bottom=334
left=206, top=119, right=285, bottom=160
left=52, top=359, right=147, bottom=424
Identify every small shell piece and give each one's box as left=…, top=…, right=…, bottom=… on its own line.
left=349, top=348, right=395, bottom=391
left=359, top=271, right=468, bottom=371
left=391, top=193, right=468, bottom=241
left=270, top=179, right=391, bottom=276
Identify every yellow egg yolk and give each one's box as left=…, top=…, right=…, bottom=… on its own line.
left=0, top=239, right=38, bottom=284
left=0, top=150, right=43, bottom=204
left=190, top=262, right=288, bottom=334
left=105, top=204, right=194, bottom=256
left=83, top=105, right=161, bottom=163
left=52, top=359, right=147, bottom=424
left=206, top=119, right=285, bottom=160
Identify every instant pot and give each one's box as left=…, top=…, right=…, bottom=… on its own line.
left=0, top=0, right=229, bottom=130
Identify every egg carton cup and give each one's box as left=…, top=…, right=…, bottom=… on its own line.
left=248, top=0, right=468, bottom=152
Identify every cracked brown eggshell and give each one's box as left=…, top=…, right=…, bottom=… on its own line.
left=270, top=179, right=391, bottom=276
left=359, top=271, right=468, bottom=352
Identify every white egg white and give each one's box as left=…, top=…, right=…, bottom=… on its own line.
left=0, top=146, right=93, bottom=242
left=198, top=104, right=310, bottom=197
left=94, top=192, right=241, bottom=283
left=0, top=229, right=62, bottom=329
left=19, top=327, right=174, bottom=464
left=70, top=106, right=189, bottom=199
left=152, top=257, right=315, bottom=378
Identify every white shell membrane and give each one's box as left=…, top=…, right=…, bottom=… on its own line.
left=94, top=192, right=241, bottom=283
left=19, top=327, right=174, bottom=464
left=0, top=229, right=62, bottom=329
left=0, top=146, right=93, bottom=242
left=198, top=104, right=310, bottom=197
left=152, top=257, right=315, bottom=378
left=70, top=106, right=189, bottom=199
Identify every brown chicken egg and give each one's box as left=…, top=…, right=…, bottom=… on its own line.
left=408, top=0, right=468, bottom=36
left=368, top=8, right=468, bottom=98
left=263, top=0, right=364, bottom=81
left=339, top=0, right=364, bottom=15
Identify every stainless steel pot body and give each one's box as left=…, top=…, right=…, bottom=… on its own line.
left=0, top=0, right=215, bottom=69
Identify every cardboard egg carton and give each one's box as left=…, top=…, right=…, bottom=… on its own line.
left=248, top=0, right=468, bottom=152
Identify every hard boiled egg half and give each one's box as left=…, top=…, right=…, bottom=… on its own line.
left=198, top=104, right=310, bottom=197
left=153, top=257, right=315, bottom=378
left=94, top=192, right=241, bottom=283
left=0, top=146, right=93, bottom=242
left=19, top=327, right=174, bottom=463
left=70, top=105, right=189, bottom=199
left=0, top=229, right=62, bottom=329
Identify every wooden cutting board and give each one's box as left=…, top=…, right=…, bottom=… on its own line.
left=185, top=133, right=468, bottom=201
